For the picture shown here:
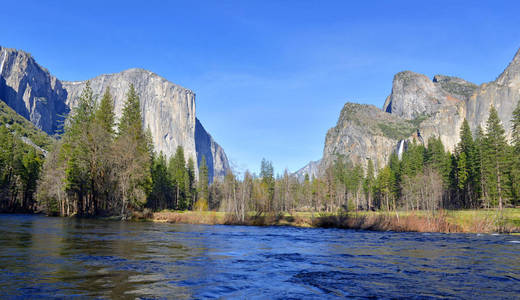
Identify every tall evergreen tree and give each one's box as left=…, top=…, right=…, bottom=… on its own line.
left=363, top=159, right=375, bottom=210
left=197, top=155, right=209, bottom=204
left=388, top=152, right=400, bottom=201
left=482, top=106, right=510, bottom=210
left=169, top=146, right=187, bottom=209
left=510, top=99, right=520, bottom=205
left=115, top=84, right=151, bottom=217
left=63, top=81, right=96, bottom=215
left=148, top=152, right=173, bottom=210
left=0, top=126, right=43, bottom=212
left=260, top=158, right=275, bottom=212
left=454, top=119, right=479, bottom=207
left=376, top=165, right=393, bottom=211
left=95, top=87, right=116, bottom=136
left=475, top=125, right=485, bottom=207
left=186, top=157, right=196, bottom=209
left=90, top=87, right=118, bottom=214
left=118, top=84, right=144, bottom=142
left=425, top=136, right=451, bottom=185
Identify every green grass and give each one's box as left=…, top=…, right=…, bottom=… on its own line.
left=377, top=121, right=415, bottom=140
left=444, top=208, right=520, bottom=231
left=406, top=114, right=429, bottom=128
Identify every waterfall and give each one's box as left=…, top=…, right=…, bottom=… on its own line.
left=397, top=140, right=405, bottom=160
left=0, top=50, right=6, bottom=75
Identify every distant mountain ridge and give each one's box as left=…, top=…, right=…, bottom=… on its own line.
left=296, top=47, right=520, bottom=178
left=0, top=46, right=229, bottom=182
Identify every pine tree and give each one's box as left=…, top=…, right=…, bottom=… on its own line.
left=148, top=152, right=173, bottom=210
left=456, top=152, right=469, bottom=192
left=90, top=87, right=118, bottom=214
left=0, top=125, right=44, bottom=212
left=376, top=165, right=393, bottom=211
left=510, top=99, right=520, bottom=205
left=169, top=146, right=187, bottom=209
left=475, top=125, right=485, bottom=207
left=118, top=84, right=144, bottom=142
left=347, top=164, right=363, bottom=210
left=63, top=81, right=96, bottom=216
left=303, top=173, right=311, bottom=209
left=388, top=152, right=400, bottom=202
left=454, top=119, right=479, bottom=208
left=363, top=159, right=375, bottom=210
left=198, top=155, right=209, bottom=202
left=260, top=158, right=275, bottom=212
left=186, top=157, right=196, bottom=209
left=95, top=87, right=116, bottom=136
left=115, top=84, right=151, bottom=217
left=482, top=106, right=510, bottom=210
left=67, top=81, right=96, bottom=137
left=425, top=136, right=451, bottom=185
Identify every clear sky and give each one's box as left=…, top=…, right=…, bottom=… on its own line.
left=1, top=1, right=520, bottom=175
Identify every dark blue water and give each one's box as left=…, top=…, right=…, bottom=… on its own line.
left=0, top=214, right=519, bottom=299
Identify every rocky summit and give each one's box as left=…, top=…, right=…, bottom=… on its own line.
left=297, top=47, right=520, bottom=178
left=0, top=46, right=229, bottom=182
left=0, top=46, right=69, bottom=134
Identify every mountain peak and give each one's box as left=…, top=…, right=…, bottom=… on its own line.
left=496, top=47, right=520, bottom=87
left=0, top=45, right=229, bottom=182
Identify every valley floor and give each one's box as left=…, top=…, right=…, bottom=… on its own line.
left=147, top=208, right=520, bottom=234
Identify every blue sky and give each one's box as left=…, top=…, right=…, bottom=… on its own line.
left=1, top=1, right=520, bottom=175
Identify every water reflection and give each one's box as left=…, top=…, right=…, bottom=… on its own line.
left=0, top=214, right=519, bottom=299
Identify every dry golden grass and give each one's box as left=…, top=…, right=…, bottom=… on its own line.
left=309, top=213, right=452, bottom=232
left=153, top=210, right=223, bottom=225
left=147, top=208, right=520, bottom=233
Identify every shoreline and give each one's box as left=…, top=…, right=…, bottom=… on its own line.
left=145, top=209, right=520, bottom=234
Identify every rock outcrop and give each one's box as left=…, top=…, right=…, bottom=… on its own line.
left=194, top=119, right=229, bottom=181
left=321, top=103, right=418, bottom=172
left=0, top=46, right=69, bottom=134
left=466, top=48, right=520, bottom=141
left=298, top=47, right=520, bottom=178
left=294, top=160, right=321, bottom=181
left=62, top=68, right=230, bottom=181
left=0, top=46, right=229, bottom=182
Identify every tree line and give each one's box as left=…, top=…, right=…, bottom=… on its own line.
left=2, top=81, right=520, bottom=218
left=35, top=83, right=213, bottom=218
left=368, top=105, right=520, bottom=213
left=204, top=105, right=520, bottom=218
left=0, top=125, right=42, bottom=212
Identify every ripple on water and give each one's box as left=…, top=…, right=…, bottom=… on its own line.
left=1, top=214, right=520, bottom=299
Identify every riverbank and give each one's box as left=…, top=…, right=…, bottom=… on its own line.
left=147, top=208, right=520, bottom=233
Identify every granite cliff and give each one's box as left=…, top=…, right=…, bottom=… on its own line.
left=62, top=69, right=230, bottom=181
left=0, top=46, right=229, bottom=182
left=0, top=46, right=69, bottom=134
left=297, top=47, right=520, bottom=178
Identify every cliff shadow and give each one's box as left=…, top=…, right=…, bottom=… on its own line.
left=0, top=76, right=30, bottom=119
left=194, top=118, right=215, bottom=183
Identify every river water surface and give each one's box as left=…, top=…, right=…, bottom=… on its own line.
left=0, top=214, right=519, bottom=299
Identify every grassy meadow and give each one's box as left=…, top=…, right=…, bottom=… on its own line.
left=142, top=208, right=520, bottom=234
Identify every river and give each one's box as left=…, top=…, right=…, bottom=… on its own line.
left=0, top=214, right=519, bottom=299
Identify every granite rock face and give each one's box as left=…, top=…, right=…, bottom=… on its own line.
left=466, top=48, right=520, bottom=141
left=383, top=71, right=450, bottom=119
left=195, top=118, right=230, bottom=182
left=316, top=103, right=419, bottom=176
left=63, top=69, right=232, bottom=182
left=294, top=159, right=321, bottom=182
left=297, top=47, right=520, bottom=178
left=0, top=47, right=229, bottom=182
left=0, top=46, right=69, bottom=134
